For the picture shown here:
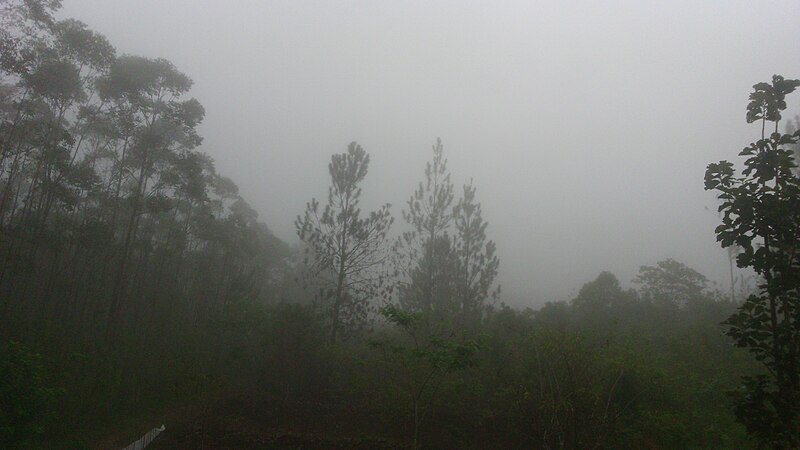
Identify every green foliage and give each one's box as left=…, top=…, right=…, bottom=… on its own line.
left=380, top=304, right=481, bottom=373
left=572, top=271, right=635, bottom=311
left=745, top=75, right=800, bottom=125
left=380, top=302, right=421, bottom=330
left=372, top=304, right=482, bottom=449
left=0, top=341, right=60, bottom=448
left=706, top=75, right=800, bottom=447
left=634, top=258, right=711, bottom=306
left=511, top=270, right=753, bottom=448
left=259, top=303, right=331, bottom=399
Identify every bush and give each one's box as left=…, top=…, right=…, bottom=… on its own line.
left=0, top=341, right=60, bottom=448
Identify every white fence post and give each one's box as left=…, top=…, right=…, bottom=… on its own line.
left=121, top=425, right=165, bottom=450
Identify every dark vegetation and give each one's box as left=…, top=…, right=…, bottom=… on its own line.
left=1, top=1, right=798, bottom=448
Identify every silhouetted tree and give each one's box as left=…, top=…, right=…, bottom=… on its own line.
left=705, top=74, right=800, bottom=447
left=394, top=138, right=455, bottom=315
left=573, top=272, right=631, bottom=310
left=451, top=180, right=499, bottom=328
left=295, top=142, right=393, bottom=343
left=97, top=55, right=205, bottom=333
left=633, top=259, right=709, bottom=307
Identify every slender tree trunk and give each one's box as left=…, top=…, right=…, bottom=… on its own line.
left=107, top=152, right=149, bottom=337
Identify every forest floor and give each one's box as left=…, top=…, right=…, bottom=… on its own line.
left=98, top=396, right=406, bottom=450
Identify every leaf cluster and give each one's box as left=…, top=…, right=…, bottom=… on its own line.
left=705, top=74, right=800, bottom=447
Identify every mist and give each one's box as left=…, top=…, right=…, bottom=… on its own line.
left=4, top=0, right=800, bottom=447
left=58, top=0, right=800, bottom=305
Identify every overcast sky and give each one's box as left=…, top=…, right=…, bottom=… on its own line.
left=60, top=0, right=800, bottom=306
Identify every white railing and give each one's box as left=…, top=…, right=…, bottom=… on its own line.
left=122, top=425, right=165, bottom=450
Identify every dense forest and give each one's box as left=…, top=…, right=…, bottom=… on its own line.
left=2, top=1, right=799, bottom=449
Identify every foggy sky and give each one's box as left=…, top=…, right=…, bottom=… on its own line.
left=60, top=0, right=800, bottom=306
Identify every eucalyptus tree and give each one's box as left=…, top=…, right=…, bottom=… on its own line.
left=0, top=3, right=295, bottom=431
left=705, top=75, right=800, bottom=447
left=295, top=142, right=393, bottom=343
left=33, top=19, right=114, bottom=223
left=0, top=5, right=114, bottom=230
left=0, top=1, right=115, bottom=320
left=96, top=55, right=204, bottom=332
left=0, top=0, right=56, bottom=189
left=0, top=0, right=60, bottom=96
left=39, top=22, right=112, bottom=173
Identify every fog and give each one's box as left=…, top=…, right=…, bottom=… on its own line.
left=60, top=0, right=800, bottom=306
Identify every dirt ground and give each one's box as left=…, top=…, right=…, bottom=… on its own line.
left=113, top=397, right=405, bottom=450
